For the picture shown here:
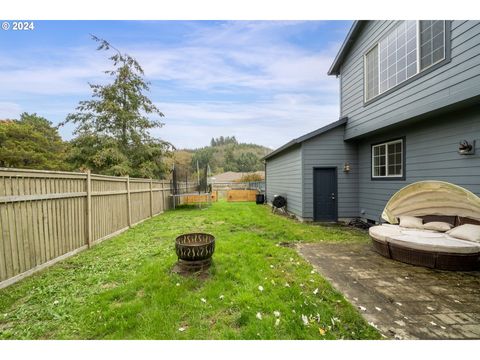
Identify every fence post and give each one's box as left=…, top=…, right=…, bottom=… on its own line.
left=149, top=178, right=153, bottom=217
left=86, top=169, right=92, bottom=248
left=161, top=180, right=165, bottom=212
left=126, top=175, right=131, bottom=227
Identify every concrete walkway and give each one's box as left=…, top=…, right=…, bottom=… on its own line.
left=297, top=242, right=480, bottom=339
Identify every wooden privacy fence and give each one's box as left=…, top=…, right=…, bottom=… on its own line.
left=0, top=168, right=176, bottom=289
left=227, top=189, right=259, bottom=202
left=183, top=191, right=218, bottom=204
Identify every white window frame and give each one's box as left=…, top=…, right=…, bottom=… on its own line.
left=371, top=139, right=404, bottom=178
left=364, top=45, right=379, bottom=101
left=418, top=20, right=447, bottom=72
left=364, top=20, right=447, bottom=102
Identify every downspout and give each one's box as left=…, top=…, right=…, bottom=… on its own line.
left=264, top=160, right=267, bottom=203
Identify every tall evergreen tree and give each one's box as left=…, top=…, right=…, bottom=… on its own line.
left=235, top=152, right=258, bottom=172
left=63, top=36, right=171, bottom=178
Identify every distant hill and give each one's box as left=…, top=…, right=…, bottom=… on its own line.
left=170, top=136, right=272, bottom=177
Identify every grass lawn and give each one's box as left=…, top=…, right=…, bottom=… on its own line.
left=0, top=201, right=381, bottom=339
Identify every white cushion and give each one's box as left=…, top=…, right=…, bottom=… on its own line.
left=369, top=224, right=480, bottom=254
left=387, top=233, right=480, bottom=254
left=423, top=221, right=453, bottom=232
left=369, top=224, right=439, bottom=243
left=398, top=216, right=423, bottom=229
left=447, top=224, right=480, bottom=243
left=383, top=223, right=437, bottom=233
left=369, top=225, right=402, bottom=243
left=400, top=229, right=444, bottom=237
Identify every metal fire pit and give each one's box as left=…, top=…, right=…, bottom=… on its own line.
left=175, top=233, right=215, bottom=271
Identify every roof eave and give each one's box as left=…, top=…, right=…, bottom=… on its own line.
left=327, top=21, right=368, bottom=76
left=263, top=117, right=348, bottom=161
left=261, top=139, right=299, bottom=161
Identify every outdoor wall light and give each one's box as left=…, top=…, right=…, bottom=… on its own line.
left=343, top=162, right=351, bottom=173
left=458, top=140, right=475, bottom=155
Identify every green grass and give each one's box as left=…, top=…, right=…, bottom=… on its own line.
left=0, top=201, right=380, bottom=339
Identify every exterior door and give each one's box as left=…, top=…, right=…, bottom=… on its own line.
left=313, top=168, right=337, bottom=221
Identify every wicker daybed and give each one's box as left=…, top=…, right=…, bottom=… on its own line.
left=369, top=181, right=480, bottom=271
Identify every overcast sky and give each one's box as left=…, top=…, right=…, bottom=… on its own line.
left=0, top=20, right=351, bottom=149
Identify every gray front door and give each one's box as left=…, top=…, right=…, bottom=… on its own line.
left=313, top=168, right=337, bottom=221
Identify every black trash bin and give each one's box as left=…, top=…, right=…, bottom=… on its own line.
left=256, top=193, right=265, bottom=204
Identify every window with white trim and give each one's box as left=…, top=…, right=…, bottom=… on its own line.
left=365, top=45, right=379, bottom=101
left=365, top=21, right=447, bottom=102
left=372, top=139, right=403, bottom=178
left=420, top=20, right=446, bottom=70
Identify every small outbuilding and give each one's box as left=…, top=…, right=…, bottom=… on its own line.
left=264, top=117, right=357, bottom=222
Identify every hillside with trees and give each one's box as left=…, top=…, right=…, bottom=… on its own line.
left=185, top=136, right=271, bottom=175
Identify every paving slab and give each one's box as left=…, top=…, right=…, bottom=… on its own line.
left=297, top=242, right=480, bottom=340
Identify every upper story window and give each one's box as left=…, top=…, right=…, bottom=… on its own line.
left=420, top=21, right=446, bottom=70
left=365, top=21, right=446, bottom=102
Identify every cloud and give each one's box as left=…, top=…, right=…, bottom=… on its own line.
left=0, top=47, right=110, bottom=96
left=0, top=21, right=346, bottom=149
left=152, top=94, right=339, bottom=149
left=0, top=102, right=22, bottom=119
left=187, top=21, right=321, bottom=48
left=0, top=21, right=336, bottom=94
left=131, top=22, right=339, bottom=93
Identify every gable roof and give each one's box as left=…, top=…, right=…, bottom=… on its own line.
left=263, top=117, right=348, bottom=161
left=328, top=21, right=368, bottom=76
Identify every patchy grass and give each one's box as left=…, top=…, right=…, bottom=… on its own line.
left=0, top=201, right=379, bottom=339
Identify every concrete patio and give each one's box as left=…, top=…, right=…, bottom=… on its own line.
left=297, top=242, right=480, bottom=339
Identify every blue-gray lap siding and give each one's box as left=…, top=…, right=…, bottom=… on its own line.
left=301, top=125, right=359, bottom=220
left=265, top=145, right=303, bottom=218
left=340, top=20, right=480, bottom=140
left=357, top=105, right=480, bottom=222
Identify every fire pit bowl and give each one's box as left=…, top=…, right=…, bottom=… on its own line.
left=175, top=233, right=215, bottom=271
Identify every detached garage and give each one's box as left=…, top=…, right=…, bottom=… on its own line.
left=264, top=118, right=358, bottom=222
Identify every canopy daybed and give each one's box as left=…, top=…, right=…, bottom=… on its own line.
left=369, top=181, right=480, bottom=271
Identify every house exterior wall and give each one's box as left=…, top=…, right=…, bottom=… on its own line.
left=266, top=20, right=480, bottom=224
left=265, top=145, right=303, bottom=218
left=357, top=105, right=480, bottom=222
left=340, top=20, right=480, bottom=140
left=301, top=125, right=359, bottom=220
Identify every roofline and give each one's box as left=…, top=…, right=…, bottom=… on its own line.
left=327, top=21, right=368, bottom=76
left=262, top=117, right=348, bottom=161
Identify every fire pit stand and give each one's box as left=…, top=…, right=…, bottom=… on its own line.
left=174, top=233, right=215, bottom=272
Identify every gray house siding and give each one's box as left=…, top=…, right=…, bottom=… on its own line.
left=265, top=145, right=303, bottom=218
left=357, top=105, right=480, bottom=222
left=302, top=125, right=359, bottom=220
left=340, top=20, right=480, bottom=140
